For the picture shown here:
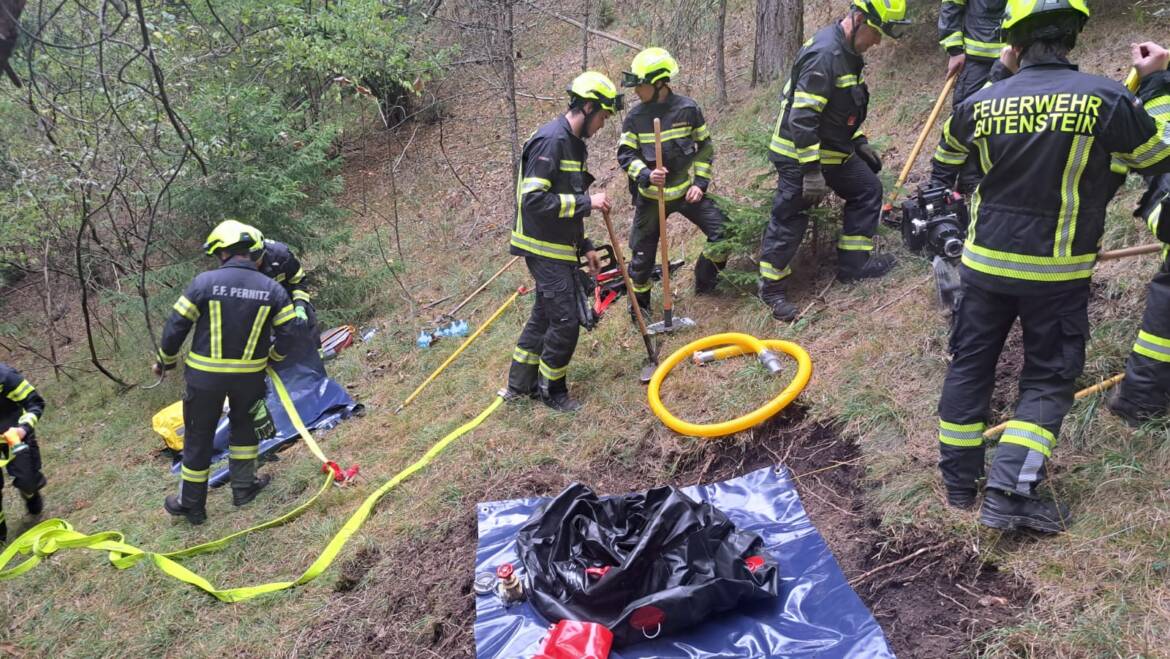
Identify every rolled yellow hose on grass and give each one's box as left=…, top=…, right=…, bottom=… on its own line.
left=648, top=332, right=813, bottom=437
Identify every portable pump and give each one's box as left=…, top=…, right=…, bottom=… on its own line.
left=896, top=186, right=971, bottom=311
left=899, top=186, right=969, bottom=260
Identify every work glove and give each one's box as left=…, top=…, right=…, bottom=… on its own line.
left=295, top=305, right=309, bottom=322
left=2, top=428, right=27, bottom=457
left=802, top=169, right=830, bottom=206
left=856, top=143, right=882, bottom=174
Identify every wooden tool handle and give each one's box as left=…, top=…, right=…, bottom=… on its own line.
left=1098, top=243, right=1162, bottom=262
left=653, top=118, right=673, bottom=317
left=891, top=74, right=959, bottom=201
left=601, top=210, right=654, bottom=347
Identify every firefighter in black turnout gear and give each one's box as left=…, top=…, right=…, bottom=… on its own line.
left=934, top=0, right=1170, bottom=533
left=505, top=72, right=620, bottom=412
left=154, top=220, right=298, bottom=524
left=1109, top=175, right=1170, bottom=426
left=759, top=0, right=908, bottom=321
left=259, top=238, right=320, bottom=358
left=0, top=363, right=47, bottom=543
left=617, top=48, right=727, bottom=314
left=930, top=0, right=1008, bottom=193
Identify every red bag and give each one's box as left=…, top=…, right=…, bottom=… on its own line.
left=531, top=620, right=613, bottom=659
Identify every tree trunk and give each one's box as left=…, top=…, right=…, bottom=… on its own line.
left=501, top=0, right=520, bottom=214
left=40, top=242, right=61, bottom=381
left=752, top=0, right=803, bottom=88
left=0, top=0, right=27, bottom=86
left=714, top=0, right=728, bottom=105
left=580, top=0, right=589, bottom=71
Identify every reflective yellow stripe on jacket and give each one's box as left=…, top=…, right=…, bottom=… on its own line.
left=173, top=296, right=199, bottom=322
left=5, top=380, right=34, bottom=403
left=639, top=177, right=693, bottom=202
left=636, top=126, right=692, bottom=143
left=961, top=242, right=1096, bottom=283
left=185, top=352, right=269, bottom=374
left=769, top=134, right=821, bottom=164
left=511, top=172, right=579, bottom=262
left=509, top=233, right=578, bottom=262
left=964, top=37, right=1004, bottom=59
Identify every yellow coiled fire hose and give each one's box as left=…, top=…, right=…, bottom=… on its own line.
left=648, top=332, right=813, bottom=437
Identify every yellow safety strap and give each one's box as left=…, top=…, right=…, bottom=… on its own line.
left=267, top=366, right=330, bottom=465
left=0, top=396, right=504, bottom=602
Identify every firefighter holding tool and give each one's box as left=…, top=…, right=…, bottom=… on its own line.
left=933, top=0, right=1170, bottom=533
left=504, top=72, right=620, bottom=412
left=617, top=47, right=729, bottom=318
left=759, top=0, right=909, bottom=321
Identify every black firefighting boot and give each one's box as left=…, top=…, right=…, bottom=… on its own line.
left=979, top=488, right=1072, bottom=534
left=498, top=387, right=532, bottom=402
left=21, top=490, right=43, bottom=516
left=539, top=375, right=581, bottom=413
left=630, top=289, right=652, bottom=326
left=503, top=360, right=539, bottom=401
left=837, top=251, right=896, bottom=283
left=946, top=487, right=978, bottom=510
left=1106, top=391, right=1158, bottom=429
left=694, top=255, right=725, bottom=295
left=230, top=456, right=272, bottom=507
left=541, top=392, right=582, bottom=413
left=19, top=474, right=46, bottom=515
left=164, top=495, right=207, bottom=525
left=758, top=280, right=799, bottom=322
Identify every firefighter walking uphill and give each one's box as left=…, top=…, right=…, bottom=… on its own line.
left=933, top=0, right=1170, bottom=533
left=0, top=362, right=47, bottom=543
left=617, top=47, right=728, bottom=317
left=759, top=0, right=909, bottom=322
left=154, top=220, right=298, bottom=524
left=504, top=72, right=620, bottom=412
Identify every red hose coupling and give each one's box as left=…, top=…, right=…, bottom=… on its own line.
left=322, top=461, right=343, bottom=482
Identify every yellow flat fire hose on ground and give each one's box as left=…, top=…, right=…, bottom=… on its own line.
left=648, top=333, right=813, bottom=438
left=0, top=329, right=508, bottom=600
left=0, top=394, right=503, bottom=600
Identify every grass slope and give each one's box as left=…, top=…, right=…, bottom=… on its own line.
left=3, top=1, right=1170, bottom=657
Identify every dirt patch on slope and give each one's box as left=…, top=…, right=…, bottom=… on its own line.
left=609, top=408, right=1032, bottom=658
left=299, top=407, right=1029, bottom=657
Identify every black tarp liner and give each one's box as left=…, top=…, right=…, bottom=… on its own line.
left=517, top=483, right=781, bottom=647
left=474, top=466, right=893, bottom=658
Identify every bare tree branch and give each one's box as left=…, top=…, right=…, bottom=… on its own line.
left=520, top=0, right=642, bottom=50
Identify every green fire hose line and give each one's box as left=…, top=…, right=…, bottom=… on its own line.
left=0, top=378, right=504, bottom=601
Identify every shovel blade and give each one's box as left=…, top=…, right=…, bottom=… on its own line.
left=645, top=316, right=697, bottom=336
left=639, top=360, right=658, bottom=384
